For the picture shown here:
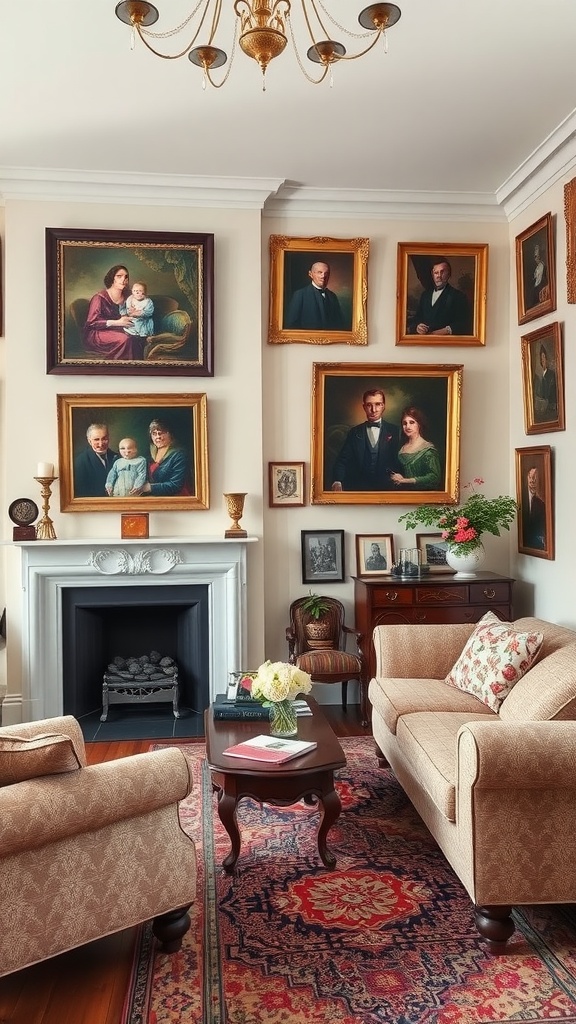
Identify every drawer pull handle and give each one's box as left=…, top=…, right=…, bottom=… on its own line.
left=385, top=591, right=398, bottom=602
left=483, top=588, right=496, bottom=599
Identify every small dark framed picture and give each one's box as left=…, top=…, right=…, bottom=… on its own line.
left=521, top=322, right=565, bottom=434
left=396, top=242, right=488, bottom=346
left=301, top=529, right=345, bottom=584
left=268, top=235, right=368, bottom=345
left=46, top=228, right=214, bottom=376
left=268, top=461, right=305, bottom=507
left=515, top=214, right=556, bottom=325
left=515, top=445, right=554, bottom=560
left=355, top=534, right=394, bottom=577
left=120, top=513, right=149, bottom=539
left=416, top=533, right=451, bottom=571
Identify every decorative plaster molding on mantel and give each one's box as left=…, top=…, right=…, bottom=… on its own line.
left=0, top=168, right=286, bottom=210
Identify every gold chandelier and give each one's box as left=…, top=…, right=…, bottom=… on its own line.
left=115, top=1, right=401, bottom=89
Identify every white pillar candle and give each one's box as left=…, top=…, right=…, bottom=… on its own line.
left=37, top=462, right=54, bottom=477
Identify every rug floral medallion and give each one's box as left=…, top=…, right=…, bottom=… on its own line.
left=123, top=737, right=576, bottom=1024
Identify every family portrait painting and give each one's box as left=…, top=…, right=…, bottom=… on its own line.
left=46, top=228, right=214, bottom=376
left=310, top=362, right=462, bottom=506
left=57, top=393, right=209, bottom=512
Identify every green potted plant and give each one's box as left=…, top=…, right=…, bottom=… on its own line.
left=301, top=591, right=333, bottom=647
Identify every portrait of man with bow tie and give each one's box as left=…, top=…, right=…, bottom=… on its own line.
left=311, top=363, right=462, bottom=506
left=396, top=243, right=488, bottom=347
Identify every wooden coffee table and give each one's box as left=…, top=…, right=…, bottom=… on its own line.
left=205, top=696, right=346, bottom=872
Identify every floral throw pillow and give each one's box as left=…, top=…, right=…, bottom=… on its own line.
left=444, top=612, right=543, bottom=712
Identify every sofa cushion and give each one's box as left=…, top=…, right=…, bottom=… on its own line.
left=368, top=676, right=495, bottom=735
left=445, top=612, right=543, bottom=712
left=0, top=733, right=82, bottom=786
left=500, top=642, right=576, bottom=722
left=395, top=711, right=491, bottom=821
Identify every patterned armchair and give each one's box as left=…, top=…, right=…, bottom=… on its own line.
left=286, top=597, right=367, bottom=726
left=0, top=716, right=196, bottom=977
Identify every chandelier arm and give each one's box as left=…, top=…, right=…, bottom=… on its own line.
left=140, top=0, right=206, bottom=38
left=135, top=23, right=199, bottom=58
left=200, top=17, right=238, bottom=88
left=332, top=32, right=386, bottom=61
left=299, top=0, right=330, bottom=46
left=287, top=15, right=330, bottom=84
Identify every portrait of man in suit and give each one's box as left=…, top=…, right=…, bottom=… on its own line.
left=330, top=388, right=401, bottom=492
left=407, top=258, right=473, bottom=337
left=521, top=464, right=547, bottom=551
left=533, top=342, right=558, bottom=422
left=284, top=259, right=349, bottom=331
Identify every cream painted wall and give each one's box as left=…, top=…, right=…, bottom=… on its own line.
left=261, top=214, right=513, bottom=672
left=1, top=199, right=266, bottom=719
left=508, top=177, right=575, bottom=627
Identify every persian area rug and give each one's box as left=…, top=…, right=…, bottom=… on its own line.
left=122, top=737, right=576, bottom=1024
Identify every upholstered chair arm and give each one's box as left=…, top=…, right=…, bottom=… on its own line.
left=456, top=720, right=576, bottom=906
left=0, top=748, right=191, bottom=858
left=0, top=715, right=87, bottom=766
left=373, top=623, right=476, bottom=680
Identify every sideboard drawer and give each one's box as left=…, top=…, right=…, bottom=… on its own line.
left=415, top=584, right=469, bottom=606
left=412, top=605, right=511, bottom=624
left=469, top=582, right=512, bottom=605
left=371, top=586, right=414, bottom=607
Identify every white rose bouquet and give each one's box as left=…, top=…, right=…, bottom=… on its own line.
left=250, top=660, right=312, bottom=704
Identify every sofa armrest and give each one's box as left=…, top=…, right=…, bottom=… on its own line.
left=373, top=623, right=476, bottom=680
left=0, top=747, right=191, bottom=858
left=0, top=715, right=87, bottom=767
left=457, top=721, right=576, bottom=788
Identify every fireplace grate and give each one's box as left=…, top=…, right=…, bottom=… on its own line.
left=101, top=652, right=179, bottom=722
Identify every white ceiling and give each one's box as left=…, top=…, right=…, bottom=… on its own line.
left=1, top=1, right=576, bottom=207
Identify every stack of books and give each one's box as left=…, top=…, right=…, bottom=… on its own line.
left=212, top=694, right=312, bottom=721
left=222, top=735, right=317, bottom=763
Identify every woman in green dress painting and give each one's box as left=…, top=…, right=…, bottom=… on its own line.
left=390, top=406, right=442, bottom=490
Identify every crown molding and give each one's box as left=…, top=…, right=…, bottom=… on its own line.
left=0, top=168, right=286, bottom=209
left=265, top=185, right=505, bottom=221
left=497, top=108, right=576, bottom=220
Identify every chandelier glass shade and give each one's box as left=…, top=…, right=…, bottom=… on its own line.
left=115, top=1, right=401, bottom=89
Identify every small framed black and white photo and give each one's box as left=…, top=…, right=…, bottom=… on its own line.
left=301, top=529, right=345, bottom=584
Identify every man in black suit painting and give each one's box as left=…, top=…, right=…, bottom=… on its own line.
left=408, top=259, right=472, bottom=337
left=285, top=261, right=347, bottom=331
left=331, top=389, right=400, bottom=492
left=74, top=423, right=119, bottom=498
left=522, top=465, right=546, bottom=550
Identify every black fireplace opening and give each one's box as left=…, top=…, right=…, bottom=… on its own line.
left=62, top=584, right=210, bottom=719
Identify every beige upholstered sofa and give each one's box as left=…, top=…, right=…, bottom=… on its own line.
left=0, top=715, right=196, bottom=977
left=368, top=617, right=576, bottom=952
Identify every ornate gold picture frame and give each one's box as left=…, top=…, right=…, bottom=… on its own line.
left=57, top=393, right=209, bottom=512
left=565, top=177, right=576, bottom=304
left=515, top=445, right=554, bottom=560
left=396, top=242, right=488, bottom=346
left=268, top=235, right=368, bottom=345
left=515, top=214, right=556, bottom=325
left=521, top=321, right=565, bottom=435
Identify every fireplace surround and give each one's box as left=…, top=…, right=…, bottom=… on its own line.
left=13, top=537, right=254, bottom=722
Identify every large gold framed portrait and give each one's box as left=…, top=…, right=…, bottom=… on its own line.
left=311, top=362, right=462, bottom=505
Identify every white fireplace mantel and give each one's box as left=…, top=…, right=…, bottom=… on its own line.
left=14, top=537, right=257, bottom=721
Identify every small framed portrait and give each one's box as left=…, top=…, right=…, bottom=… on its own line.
left=268, top=235, right=368, bottom=345
left=515, top=445, right=554, bottom=560
left=521, top=322, right=565, bottom=434
left=301, top=529, right=345, bottom=584
left=415, top=533, right=452, bottom=571
left=515, top=214, right=556, bottom=325
left=396, top=242, right=488, bottom=346
left=311, top=361, right=462, bottom=506
left=355, top=534, right=394, bottom=577
left=564, top=177, right=576, bottom=303
left=268, top=461, right=305, bottom=507
left=46, top=228, right=214, bottom=376
left=57, top=393, right=209, bottom=512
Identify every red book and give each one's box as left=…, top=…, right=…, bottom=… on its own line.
left=222, top=735, right=317, bottom=763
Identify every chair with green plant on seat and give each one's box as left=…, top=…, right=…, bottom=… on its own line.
left=286, top=595, right=367, bottom=726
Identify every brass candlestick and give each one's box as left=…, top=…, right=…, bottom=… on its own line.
left=34, top=476, right=58, bottom=540
left=224, top=492, right=247, bottom=538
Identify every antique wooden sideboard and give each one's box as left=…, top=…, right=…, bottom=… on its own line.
left=353, top=571, right=514, bottom=724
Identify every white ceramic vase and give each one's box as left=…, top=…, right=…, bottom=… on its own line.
left=445, top=542, right=486, bottom=578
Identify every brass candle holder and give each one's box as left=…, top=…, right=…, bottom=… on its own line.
left=34, top=476, right=58, bottom=540
left=224, top=492, right=247, bottom=538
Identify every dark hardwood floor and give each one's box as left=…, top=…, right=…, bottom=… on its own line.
left=0, top=706, right=368, bottom=1024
